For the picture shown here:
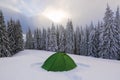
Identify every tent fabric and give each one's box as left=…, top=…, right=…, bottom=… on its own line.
left=42, top=52, right=77, bottom=71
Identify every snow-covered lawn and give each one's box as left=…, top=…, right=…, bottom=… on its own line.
left=0, top=50, right=120, bottom=80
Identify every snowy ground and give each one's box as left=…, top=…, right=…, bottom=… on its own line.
left=0, top=50, right=120, bottom=80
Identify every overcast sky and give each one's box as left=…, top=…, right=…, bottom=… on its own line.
left=0, top=0, right=120, bottom=26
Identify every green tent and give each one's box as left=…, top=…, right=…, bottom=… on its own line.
left=42, top=52, right=77, bottom=71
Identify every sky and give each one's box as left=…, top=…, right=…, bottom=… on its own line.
left=0, top=0, right=120, bottom=26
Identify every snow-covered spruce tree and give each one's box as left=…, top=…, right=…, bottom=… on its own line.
left=99, top=5, right=120, bottom=59
left=98, top=22, right=104, bottom=57
left=14, top=20, right=24, bottom=52
left=114, top=6, right=120, bottom=59
left=41, top=28, right=47, bottom=50
left=58, top=25, right=65, bottom=52
left=34, top=28, right=41, bottom=49
left=65, top=20, right=75, bottom=54
left=88, top=22, right=100, bottom=57
left=25, top=28, right=34, bottom=49
left=88, top=23, right=94, bottom=56
left=94, top=22, right=102, bottom=57
left=86, top=22, right=94, bottom=56
left=75, top=26, right=81, bottom=55
left=79, top=26, right=85, bottom=55
left=0, top=10, right=11, bottom=57
left=114, top=6, right=120, bottom=30
left=8, top=19, right=23, bottom=53
left=7, top=19, right=16, bottom=54
left=49, top=23, right=58, bottom=51
left=46, top=28, right=51, bottom=51
left=56, top=26, right=59, bottom=52
left=80, top=24, right=91, bottom=56
left=83, top=25, right=89, bottom=56
left=34, top=29, right=38, bottom=49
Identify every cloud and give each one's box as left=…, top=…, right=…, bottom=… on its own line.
left=0, top=0, right=120, bottom=26
left=0, top=0, right=21, bottom=12
left=0, top=0, right=42, bottom=16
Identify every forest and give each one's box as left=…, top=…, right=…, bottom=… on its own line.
left=0, top=5, right=120, bottom=60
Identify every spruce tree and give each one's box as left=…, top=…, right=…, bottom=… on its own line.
left=34, top=28, right=41, bottom=49
left=114, top=6, right=120, bottom=59
left=56, top=26, right=59, bottom=51
left=99, top=5, right=120, bottom=59
left=46, top=28, right=51, bottom=51
left=25, top=28, right=34, bottom=49
left=15, top=20, right=24, bottom=52
left=7, top=19, right=23, bottom=53
left=75, top=26, right=81, bottom=55
left=79, top=26, right=85, bottom=55
left=7, top=19, right=16, bottom=54
left=49, top=23, right=58, bottom=51
left=41, top=28, right=46, bottom=50
left=88, top=23, right=99, bottom=57
left=84, top=25, right=89, bottom=56
left=0, top=10, right=11, bottom=57
left=58, top=25, right=65, bottom=52
left=65, top=20, right=75, bottom=54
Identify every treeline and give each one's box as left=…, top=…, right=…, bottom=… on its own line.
left=25, top=5, right=120, bottom=60
left=0, top=10, right=23, bottom=57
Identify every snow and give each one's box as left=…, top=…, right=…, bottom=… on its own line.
left=0, top=50, right=120, bottom=80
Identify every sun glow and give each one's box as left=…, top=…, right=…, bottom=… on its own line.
left=42, top=9, right=68, bottom=23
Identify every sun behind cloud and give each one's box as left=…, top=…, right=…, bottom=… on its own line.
left=42, top=8, right=69, bottom=23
